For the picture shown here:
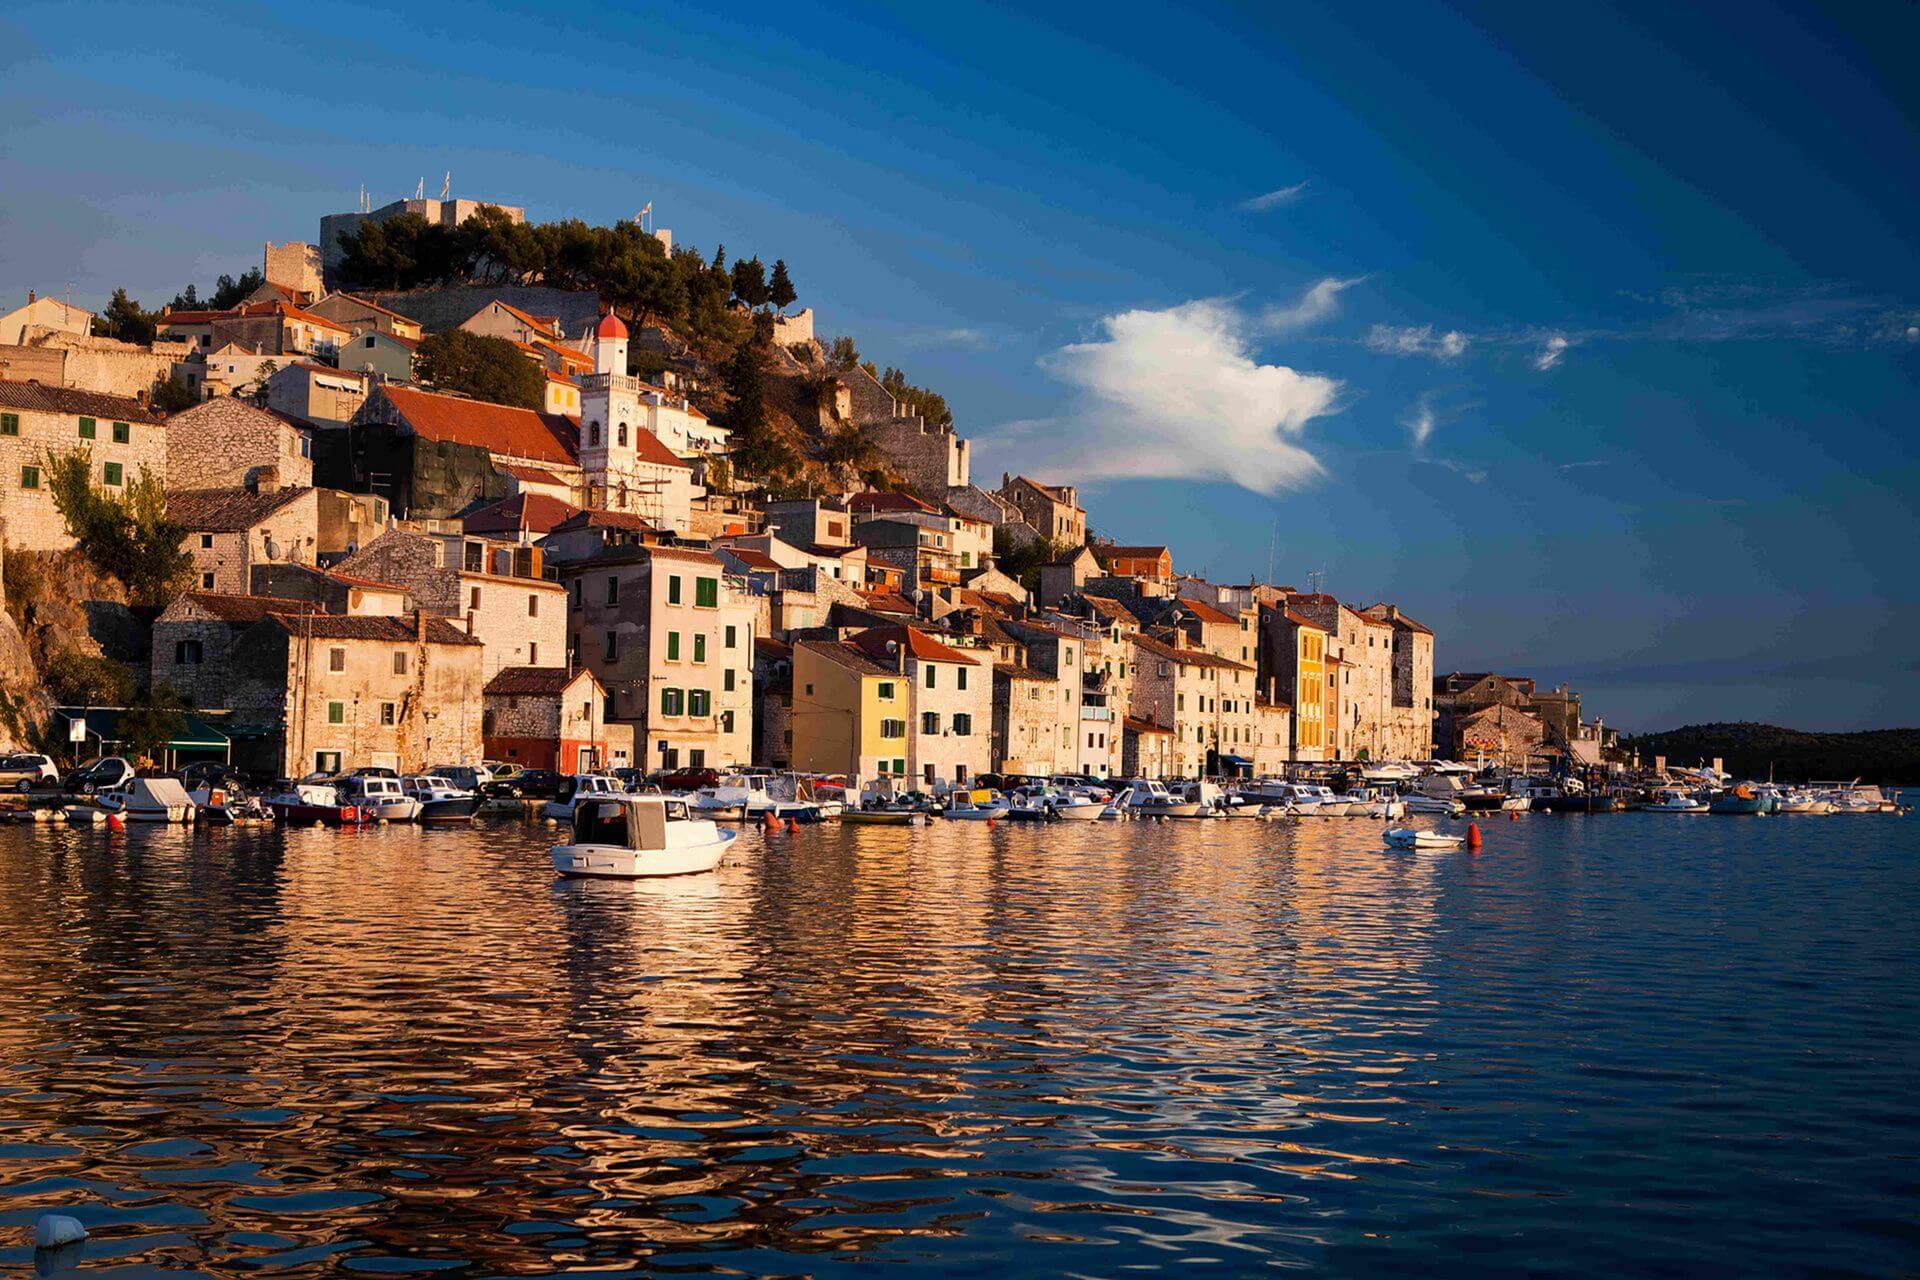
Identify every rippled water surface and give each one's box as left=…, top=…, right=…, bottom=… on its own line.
left=1, top=806, right=1916, bottom=1277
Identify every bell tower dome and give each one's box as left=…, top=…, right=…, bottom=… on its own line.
left=594, top=311, right=629, bottom=376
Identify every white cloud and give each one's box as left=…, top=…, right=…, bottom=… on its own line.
left=1365, top=323, right=1469, bottom=361
left=1261, top=275, right=1362, bottom=334
left=1402, top=397, right=1436, bottom=447
left=1431, top=457, right=1488, bottom=484
left=1239, top=181, right=1309, bottom=212
left=982, top=299, right=1341, bottom=496
left=1534, top=333, right=1570, bottom=370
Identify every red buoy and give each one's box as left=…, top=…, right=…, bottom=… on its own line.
left=1509, top=809, right=1518, bottom=822
left=786, top=818, right=798, bottom=833
left=1466, top=822, right=1483, bottom=850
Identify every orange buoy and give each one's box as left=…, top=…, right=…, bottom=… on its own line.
left=1466, top=822, right=1482, bottom=850
left=786, top=818, right=798, bottom=833
left=1509, top=809, right=1518, bottom=822
left=985, top=817, right=995, bottom=827
left=106, top=813, right=125, bottom=832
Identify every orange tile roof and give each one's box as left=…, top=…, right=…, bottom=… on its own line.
left=463, top=491, right=582, bottom=535
left=850, top=489, right=935, bottom=514
left=379, top=385, right=579, bottom=467
left=1177, top=597, right=1240, bottom=625
left=238, top=301, right=350, bottom=333
left=1131, top=633, right=1253, bottom=672
left=494, top=301, right=559, bottom=339
left=849, top=625, right=980, bottom=666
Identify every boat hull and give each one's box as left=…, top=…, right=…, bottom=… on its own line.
left=840, top=811, right=925, bottom=826
left=270, top=801, right=370, bottom=827
left=418, top=796, right=480, bottom=823
left=551, top=830, right=736, bottom=878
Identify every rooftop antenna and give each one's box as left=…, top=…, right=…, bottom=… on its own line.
left=1266, top=518, right=1279, bottom=587
left=1306, top=568, right=1324, bottom=594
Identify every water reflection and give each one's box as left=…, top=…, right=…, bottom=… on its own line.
left=0, top=812, right=1914, bottom=1277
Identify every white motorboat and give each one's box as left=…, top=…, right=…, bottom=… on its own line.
left=1360, top=762, right=1418, bottom=783
left=1048, top=789, right=1106, bottom=821
left=1343, top=786, right=1407, bottom=819
left=693, top=773, right=820, bottom=822
left=1777, top=790, right=1833, bottom=815
left=1116, top=780, right=1202, bottom=819
left=551, top=794, right=738, bottom=878
left=401, top=775, right=481, bottom=823
left=1292, top=784, right=1351, bottom=817
left=1642, top=787, right=1709, bottom=813
left=1383, top=827, right=1464, bottom=850
left=541, top=774, right=627, bottom=822
left=340, top=774, right=423, bottom=822
left=944, top=790, right=1011, bottom=820
left=1405, top=793, right=1466, bottom=817
left=96, top=777, right=195, bottom=823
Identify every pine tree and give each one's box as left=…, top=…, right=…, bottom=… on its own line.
left=769, top=259, right=797, bottom=314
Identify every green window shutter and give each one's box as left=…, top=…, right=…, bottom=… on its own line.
left=696, top=577, right=718, bottom=607
left=0, top=413, right=18, bottom=435
left=693, top=634, right=706, bottom=663
left=78, top=416, right=96, bottom=439
left=20, top=465, right=40, bottom=490
left=667, top=575, right=682, bottom=604
left=103, top=463, right=123, bottom=486
left=327, top=701, right=345, bottom=724
left=666, top=631, right=680, bottom=661
left=112, top=421, right=130, bottom=444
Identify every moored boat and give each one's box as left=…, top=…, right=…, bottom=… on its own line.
left=1383, top=827, right=1465, bottom=850
left=550, top=794, right=737, bottom=878
left=402, top=775, right=481, bottom=823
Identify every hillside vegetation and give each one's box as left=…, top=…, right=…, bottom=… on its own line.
left=1623, top=722, right=1920, bottom=784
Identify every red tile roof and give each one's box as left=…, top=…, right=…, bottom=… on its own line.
left=498, top=463, right=569, bottom=486
left=1093, top=544, right=1169, bottom=563
left=167, top=485, right=313, bottom=532
left=722, top=547, right=782, bottom=572
left=463, top=491, right=583, bottom=535
left=1123, top=716, right=1171, bottom=735
left=550, top=507, right=657, bottom=534
left=238, top=301, right=351, bottom=333
left=625, top=425, right=691, bottom=470
left=1176, top=597, right=1240, bottom=626
left=796, top=638, right=898, bottom=678
left=849, top=489, right=935, bottom=514
left=268, top=613, right=481, bottom=646
left=849, top=625, right=980, bottom=666
left=484, top=665, right=589, bottom=696
left=1131, top=633, right=1253, bottom=672
left=0, top=379, right=164, bottom=424
left=378, top=384, right=579, bottom=466
left=175, top=592, right=320, bottom=623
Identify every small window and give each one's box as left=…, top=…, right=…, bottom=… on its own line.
left=0, top=413, right=18, bottom=435
left=617, top=423, right=628, bottom=447
left=175, top=639, right=203, bottom=665
left=724, top=624, right=737, bottom=648
left=689, top=689, right=711, bottom=717
left=668, top=575, right=682, bottom=605
left=316, top=750, right=342, bottom=773
left=327, top=701, right=345, bottom=725
left=695, top=577, right=718, bottom=608
left=666, top=631, right=680, bottom=661
left=925, top=665, right=937, bottom=689
left=393, top=651, right=408, bottom=675
left=660, top=687, right=684, bottom=716
left=605, top=631, right=619, bottom=662
left=78, top=416, right=96, bottom=439
left=606, top=576, right=619, bottom=605
left=528, top=641, right=538, bottom=665
left=200, top=572, right=215, bottom=589
left=19, top=464, right=39, bottom=490
left=723, top=668, right=735, bottom=691
left=469, top=586, right=481, bottom=610
left=954, top=713, right=972, bottom=736
left=111, top=421, right=130, bottom=444
left=957, top=666, right=968, bottom=691
left=200, top=533, right=214, bottom=549
left=102, top=462, right=123, bottom=486
left=329, top=647, right=346, bottom=673
left=380, top=702, right=396, bottom=726
left=528, top=594, right=539, bottom=617
left=877, top=681, right=894, bottom=700
left=922, top=711, right=939, bottom=735
left=693, top=633, right=706, bottom=664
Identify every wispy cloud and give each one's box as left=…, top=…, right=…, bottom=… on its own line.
left=1262, top=275, right=1363, bottom=334
left=1402, top=394, right=1437, bottom=447
left=1400, top=390, right=1484, bottom=481
left=1558, top=458, right=1607, bottom=472
left=1430, top=457, right=1488, bottom=484
left=981, top=298, right=1341, bottom=495
left=895, top=325, right=1004, bottom=351
left=1534, top=333, right=1570, bottom=370
left=1365, top=323, right=1469, bottom=361
left=1239, top=181, right=1309, bottom=212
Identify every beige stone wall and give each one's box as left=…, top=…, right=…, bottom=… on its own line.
left=265, top=242, right=323, bottom=297
left=0, top=404, right=169, bottom=551
left=453, top=571, right=568, bottom=680
left=180, top=490, right=320, bottom=595
left=166, top=400, right=312, bottom=491
left=284, top=630, right=484, bottom=775
left=904, top=650, right=991, bottom=786
left=995, top=672, right=1057, bottom=774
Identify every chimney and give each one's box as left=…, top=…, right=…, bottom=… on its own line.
left=248, top=466, right=280, bottom=495
left=28, top=290, right=34, bottom=305
left=416, top=609, right=429, bottom=644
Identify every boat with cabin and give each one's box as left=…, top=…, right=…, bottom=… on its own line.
left=550, top=794, right=738, bottom=878
left=401, top=774, right=481, bottom=823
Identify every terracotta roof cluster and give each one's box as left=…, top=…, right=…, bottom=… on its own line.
left=378, top=385, right=580, bottom=467
left=268, top=613, right=481, bottom=646
left=498, top=463, right=569, bottom=486
left=849, top=625, right=980, bottom=667
left=1175, top=597, right=1240, bottom=626
left=1093, top=544, right=1169, bottom=563
left=550, top=506, right=658, bottom=534
left=854, top=589, right=918, bottom=616
left=1131, top=633, right=1253, bottom=672
left=722, top=547, right=782, bottom=572
left=485, top=666, right=586, bottom=696
left=0, top=379, right=164, bottom=424
left=167, top=485, right=313, bottom=532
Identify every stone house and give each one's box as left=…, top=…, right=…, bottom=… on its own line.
left=157, top=301, right=350, bottom=361
left=790, top=638, right=907, bottom=783
left=153, top=598, right=483, bottom=777
left=993, top=662, right=1055, bottom=775
left=482, top=665, right=612, bottom=773
left=558, top=545, right=756, bottom=772
left=194, top=342, right=281, bottom=400
left=537, top=506, right=660, bottom=565
left=844, top=625, right=991, bottom=789
left=1456, top=702, right=1546, bottom=769
left=1128, top=632, right=1263, bottom=778
left=249, top=562, right=409, bottom=616
left=1286, top=593, right=1395, bottom=762
left=336, top=329, right=419, bottom=383
left=337, top=526, right=567, bottom=680
left=1122, top=717, right=1174, bottom=779
left=1038, top=546, right=1100, bottom=608
left=1002, top=619, right=1084, bottom=772
left=267, top=361, right=368, bottom=428
left=1, top=292, right=93, bottom=345
left=164, top=398, right=313, bottom=491
left=850, top=517, right=964, bottom=595
left=327, top=384, right=584, bottom=522
left=262, top=243, right=325, bottom=302
left=1091, top=542, right=1172, bottom=583
left=1000, top=474, right=1085, bottom=549
left=763, top=497, right=853, bottom=550
left=0, top=331, right=188, bottom=400
left=168, top=483, right=320, bottom=595
left=1362, top=603, right=1436, bottom=759
left=1173, top=595, right=1258, bottom=667
left=305, top=293, right=424, bottom=341
left=0, top=380, right=168, bottom=550
left=151, top=591, right=321, bottom=715
left=460, top=298, right=565, bottom=346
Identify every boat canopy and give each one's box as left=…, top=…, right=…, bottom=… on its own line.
left=572, top=795, right=691, bottom=849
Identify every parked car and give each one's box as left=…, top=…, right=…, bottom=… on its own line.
left=0, top=753, right=59, bottom=792
left=176, top=761, right=248, bottom=795
left=428, top=764, right=491, bottom=793
left=654, top=766, right=721, bottom=792
left=611, top=767, right=648, bottom=792
left=507, top=768, right=564, bottom=799
left=65, top=756, right=134, bottom=794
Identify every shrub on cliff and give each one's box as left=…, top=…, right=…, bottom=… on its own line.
left=43, top=450, right=193, bottom=608
left=413, top=330, right=545, bottom=411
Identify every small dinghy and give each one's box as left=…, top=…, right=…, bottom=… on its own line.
left=840, top=808, right=926, bottom=826
left=551, top=795, right=737, bottom=878
left=1383, top=827, right=1464, bottom=850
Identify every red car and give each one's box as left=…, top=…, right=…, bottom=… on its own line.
left=654, top=766, right=721, bottom=792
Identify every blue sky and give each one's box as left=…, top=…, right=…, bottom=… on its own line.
left=3, top=0, right=1916, bottom=730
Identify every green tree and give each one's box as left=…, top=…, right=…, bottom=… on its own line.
left=826, top=335, right=860, bottom=372
left=99, top=288, right=157, bottom=344
left=208, top=267, right=264, bottom=309
left=40, top=645, right=135, bottom=707
left=879, top=366, right=953, bottom=429
left=152, top=374, right=196, bottom=414
left=731, top=257, right=769, bottom=310
left=769, top=259, right=797, bottom=314
left=413, top=330, right=544, bottom=411
left=43, top=449, right=194, bottom=606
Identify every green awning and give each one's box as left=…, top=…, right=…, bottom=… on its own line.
left=56, top=708, right=231, bottom=751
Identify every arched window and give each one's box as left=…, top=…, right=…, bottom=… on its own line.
left=588, top=420, right=601, bottom=447
left=617, top=423, right=628, bottom=447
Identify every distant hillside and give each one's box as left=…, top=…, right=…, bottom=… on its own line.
left=1623, top=722, right=1920, bottom=784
